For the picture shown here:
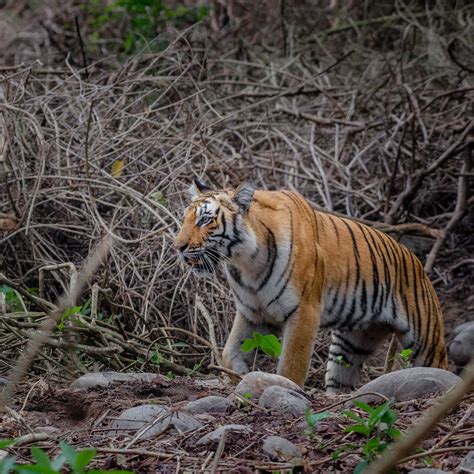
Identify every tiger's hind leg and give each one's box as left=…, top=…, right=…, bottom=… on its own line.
left=325, top=327, right=390, bottom=393
left=397, top=322, right=448, bottom=370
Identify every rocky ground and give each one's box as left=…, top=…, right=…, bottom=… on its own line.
left=1, top=366, right=473, bottom=473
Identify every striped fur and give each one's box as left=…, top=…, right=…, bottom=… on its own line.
left=174, top=182, right=448, bottom=391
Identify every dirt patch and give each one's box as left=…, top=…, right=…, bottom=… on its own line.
left=1, top=376, right=472, bottom=473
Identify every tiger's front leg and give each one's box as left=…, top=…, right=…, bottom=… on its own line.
left=223, top=312, right=283, bottom=378
left=277, top=302, right=321, bottom=387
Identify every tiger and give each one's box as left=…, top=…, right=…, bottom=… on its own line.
left=174, top=179, right=448, bottom=392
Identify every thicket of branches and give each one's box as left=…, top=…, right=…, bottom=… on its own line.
left=0, top=0, right=473, bottom=380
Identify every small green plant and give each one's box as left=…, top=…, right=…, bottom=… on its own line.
left=335, top=354, right=352, bottom=368
left=304, top=408, right=330, bottom=439
left=0, top=285, right=25, bottom=312
left=0, top=439, right=132, bottom=473
left=398, top=348, right=413, bottom=368
left=237, top=391, right=254, bottom=410
left=57, top=305, right=83, bottom=331
left=84, top=0, right=209, bottom=54
left=149, top=347, right=163, bottom=368
left=342, top=400, right=401, bottom=473
left=241, top=332, right=282, bottom=358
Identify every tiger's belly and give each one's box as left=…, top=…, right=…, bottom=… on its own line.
left=320, top=284, right=405, bottom=332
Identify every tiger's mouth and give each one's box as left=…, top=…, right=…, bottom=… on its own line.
left=184, top=249, right=222, bottom=274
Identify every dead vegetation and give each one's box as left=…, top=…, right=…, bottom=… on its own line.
left=0, top=1, right=473, bottom=471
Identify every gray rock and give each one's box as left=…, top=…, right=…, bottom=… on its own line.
left=235, top=372, right=303, bottom=399
left=258, top=385, right=310, bottom=416
left=109, top=404, right=202, bottom=439
left=70, top=371, right=160, bottom=389
left=0, top=377, right=8, bottom=386
left=262, top=436, right=302, bottom=461
left=458, top=451, right=474, bottom=474
left=196, top=424, right=251, bottom=445
left=183, top=396, right=232, bottom=414
left=449, top=321, right=474, bottom=368
left=353, top=368, right=460, bottom=403
left=409, top=469, right=449, bottom=474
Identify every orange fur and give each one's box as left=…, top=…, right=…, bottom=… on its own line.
left=175, top=185, right=447, bottom=390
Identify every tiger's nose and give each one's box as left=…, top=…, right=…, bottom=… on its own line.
left=174, top=242, right=188, bottom=253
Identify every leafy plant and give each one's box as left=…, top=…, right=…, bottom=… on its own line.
left=304, top=408, right=330, bottom=439
left=57, top=305, right=83, bottom=331
left=342, top=400, right=401, bottom=473
left=241, top=332, right=282, bottom=358
left=398, top=348, right=413, bottom=368
left=0, top=440, right=132, bottom=474
left=0, top=286, right=24, bottom=312
left=84, top=0, right=209, bottom=54
left=335, top=354, right=351, bottom=368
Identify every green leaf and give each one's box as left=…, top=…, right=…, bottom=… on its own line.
left=72, top=448, right=96, bottom=470
left=30, top=447, right=54, bottom=469
left=362, top=438, right=381, bottom=456
left=353, top=401, right=374, bottom=414
left=0, top=439, right=16, bottom=449
left=353, top=459, right=369, bottom=474
left=342, top=410, right=365, bottom=423
left=384, top=427, right=401, bottom=439
left=62, top=306, right=82, bottom=319
left=306, top=410, right=330, bottom=428
left=58, top=442, right=77, bottom=466
left=241, top=338, right=259, bottom=353
left=51, top=453, right=66, bottom=471
left=400, top=348, right=413, bottom=359
left=344, top=424, right=370, bottom=436
left=381, top=408, right=397, bottom=425
left=14, top=465, right=58, bottom=474
left=259, top=334, right=282, bottom=358
left=0, top=457, right=17, bottom=474
left=241, top=332, right=281, bottom=358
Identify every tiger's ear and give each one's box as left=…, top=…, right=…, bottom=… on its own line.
left=233, top=181, right=255, bottom=212
left=188, top=177, right=209, bottom=197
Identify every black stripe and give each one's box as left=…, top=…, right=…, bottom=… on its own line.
left=282, top=304, right=299, bottom=322
left=418, top=265, right=433, bottom=363
left=327, top=215, right=340, bottom=243
left=256, top=221, right=278, bottom=291
left=365, top=229, right=388, bottom=316
left=357, top=224, right=381, bottom=315
left=400, top=248, right=410, bottom=288
left=226, top=214, right=242, bottom=257
left=267, top=259, right=296, bottom=308
left=339, top=220, right=362, bottom=329
left=332, top=334, right=373, bottom=356
left=410, top=252, right=426, bottom=359
left=232, top=288, right=257, bottom=313
left=275, top=205, right=294, bottom=285
left=227, top=265, right=255, bottom=293
left=212, top=212, right=232, bottom=241
left=333, top=271, right=352, bottom=328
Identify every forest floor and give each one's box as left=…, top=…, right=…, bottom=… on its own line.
left=1, top=282, right=473, bottom=473
left=1, top=1, right=473, bottom=472
left=1, top=365, right=473, bottom=473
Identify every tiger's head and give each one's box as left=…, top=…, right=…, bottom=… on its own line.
left=174, top=179, right=255, bottom=277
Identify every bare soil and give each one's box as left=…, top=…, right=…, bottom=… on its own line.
left=2, top=366, right=473, bottom=473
